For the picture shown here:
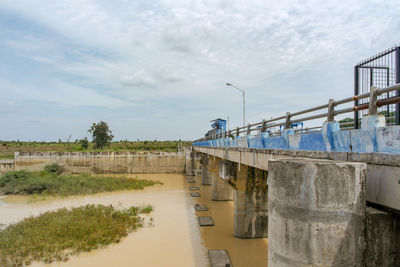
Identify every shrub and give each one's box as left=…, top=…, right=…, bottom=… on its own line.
left=0, top=171, right=51, bottom=195
left=0, top=169, right=161, bottom=197
left=44, top=163, right=63, bottom=175
left=79, top=137, right=89, bottom=149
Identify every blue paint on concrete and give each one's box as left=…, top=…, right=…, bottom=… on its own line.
left=322, top=122, right=340, bottom=151
left=263, top=136, right=288, bottom=149
left=332, top=130, right=351, bottom=152
left=376, top=127, right=400, bottom=153
left=296, top=132, right=326, bottom=151
left=194, top=116, right=400, bottom=154
left=247, top=135, right=264, bottom=149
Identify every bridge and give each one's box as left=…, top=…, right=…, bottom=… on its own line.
left=187, top=82, right=400, bottom=266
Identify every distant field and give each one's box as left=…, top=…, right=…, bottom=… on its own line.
left=0, top=140, right=192, bottom=159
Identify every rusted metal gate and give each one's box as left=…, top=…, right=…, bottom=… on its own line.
left=354, top=46, right=400, bottom=128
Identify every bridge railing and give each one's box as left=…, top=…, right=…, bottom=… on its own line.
left=194, top=83, right=400, bottom=142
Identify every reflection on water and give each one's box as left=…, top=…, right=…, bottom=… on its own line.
left=0, top=173, right=268, bottom=267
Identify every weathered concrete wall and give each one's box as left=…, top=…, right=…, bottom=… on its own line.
left=268, top=158, right=366, bottom=267
left=14, top=151, right=185, bottom=174
left=0, top=160, right=14, bottom=176
left=364, top=207, right=400, bottom=267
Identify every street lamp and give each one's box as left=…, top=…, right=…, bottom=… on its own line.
left=226, top=82, right=245, bottom=127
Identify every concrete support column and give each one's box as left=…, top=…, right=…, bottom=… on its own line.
left=201, top=165, right=212, bottom=185
left=200, top=154, right=212, bottom=185
left=211, top=172, right=233, bottom=201
left=207, top=157, right=233, bottom=201
left=234, top=165, right=268, bottom=238
left=185, top=148, right=194, bottom=176
left=268, top=159, right=366, bottom=267
left=192, top=152, right=202, bottom=176
left=364, top=207, right=400, bottom=267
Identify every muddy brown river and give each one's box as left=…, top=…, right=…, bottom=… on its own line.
left=0, top=173, right=268, bottom=266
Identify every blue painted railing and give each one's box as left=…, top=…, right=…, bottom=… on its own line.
left=193, top=115, right=400, bottom=154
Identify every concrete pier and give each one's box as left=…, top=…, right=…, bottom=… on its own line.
left=234, top=165, right=268, bottom=238
left=185, top=148, right=202, bottom=176
left=185, top=148, right=194, bottom=176
left=268, top=159, right=366, bottom=267
left=211, top=171, right=233, bottom=201
left=200, top=154, right=212, bottom=185
left=204, top=157, right=233, bottom=201
left=364, top=207, right=400, bottom=267
left=201, top=166, right=212, bottom=185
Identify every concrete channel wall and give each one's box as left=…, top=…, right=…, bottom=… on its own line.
left=12, top=151, right=185, bottom=174
left=0, top=160, right=14, bottom=176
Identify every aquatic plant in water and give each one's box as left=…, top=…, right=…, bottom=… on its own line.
left=0, top=204, right=153, bottom=266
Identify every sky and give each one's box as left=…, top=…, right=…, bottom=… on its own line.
left=0, top=0, right=399, bottom=141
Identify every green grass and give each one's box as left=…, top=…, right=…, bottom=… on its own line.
left=0, top=154, right=13, bottom=160
left=0, top=170, right=162, bottom=197
left=0, top=204, right=152, bottom=266
left=0, top=140, right=192, bottom=159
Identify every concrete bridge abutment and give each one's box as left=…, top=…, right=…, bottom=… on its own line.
left=268, top=158, right=367, bottom=267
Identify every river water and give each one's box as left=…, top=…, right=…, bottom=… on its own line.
left=0, top=173, right=268, bottom=267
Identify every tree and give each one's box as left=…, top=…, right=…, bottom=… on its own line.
left=88, top=121, right=114, bottom=149
left=79, top=137, right=89, bottom=149
left=66, top=135, right=72, bottom=149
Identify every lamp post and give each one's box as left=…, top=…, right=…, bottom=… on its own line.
left=226, top=83, right=245, bottom=127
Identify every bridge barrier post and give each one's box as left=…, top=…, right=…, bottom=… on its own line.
left=234, top=164, right=268, bottom=238
left=350, top=112, right=386, bottom=153
left=321, top=121, right=341, bottom=151
left=327, top=98, right=335, bottom=122
left=268, top=158, right=366, bottom=267
left=368, top=86, right=379, bottom=115
left=281, top=128, right=294, bottom=150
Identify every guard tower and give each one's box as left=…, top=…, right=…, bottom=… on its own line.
left=205, top=118, right=227, bottom=139
left=354, top=45, right=400, bottom=128
left=210, top=118, right=227, bottom=136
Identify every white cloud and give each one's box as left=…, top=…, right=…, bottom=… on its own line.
left=0, top=0, right=399, bottom=140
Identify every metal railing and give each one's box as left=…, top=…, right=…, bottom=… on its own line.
left=194, top=84, right=400, bottom=142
